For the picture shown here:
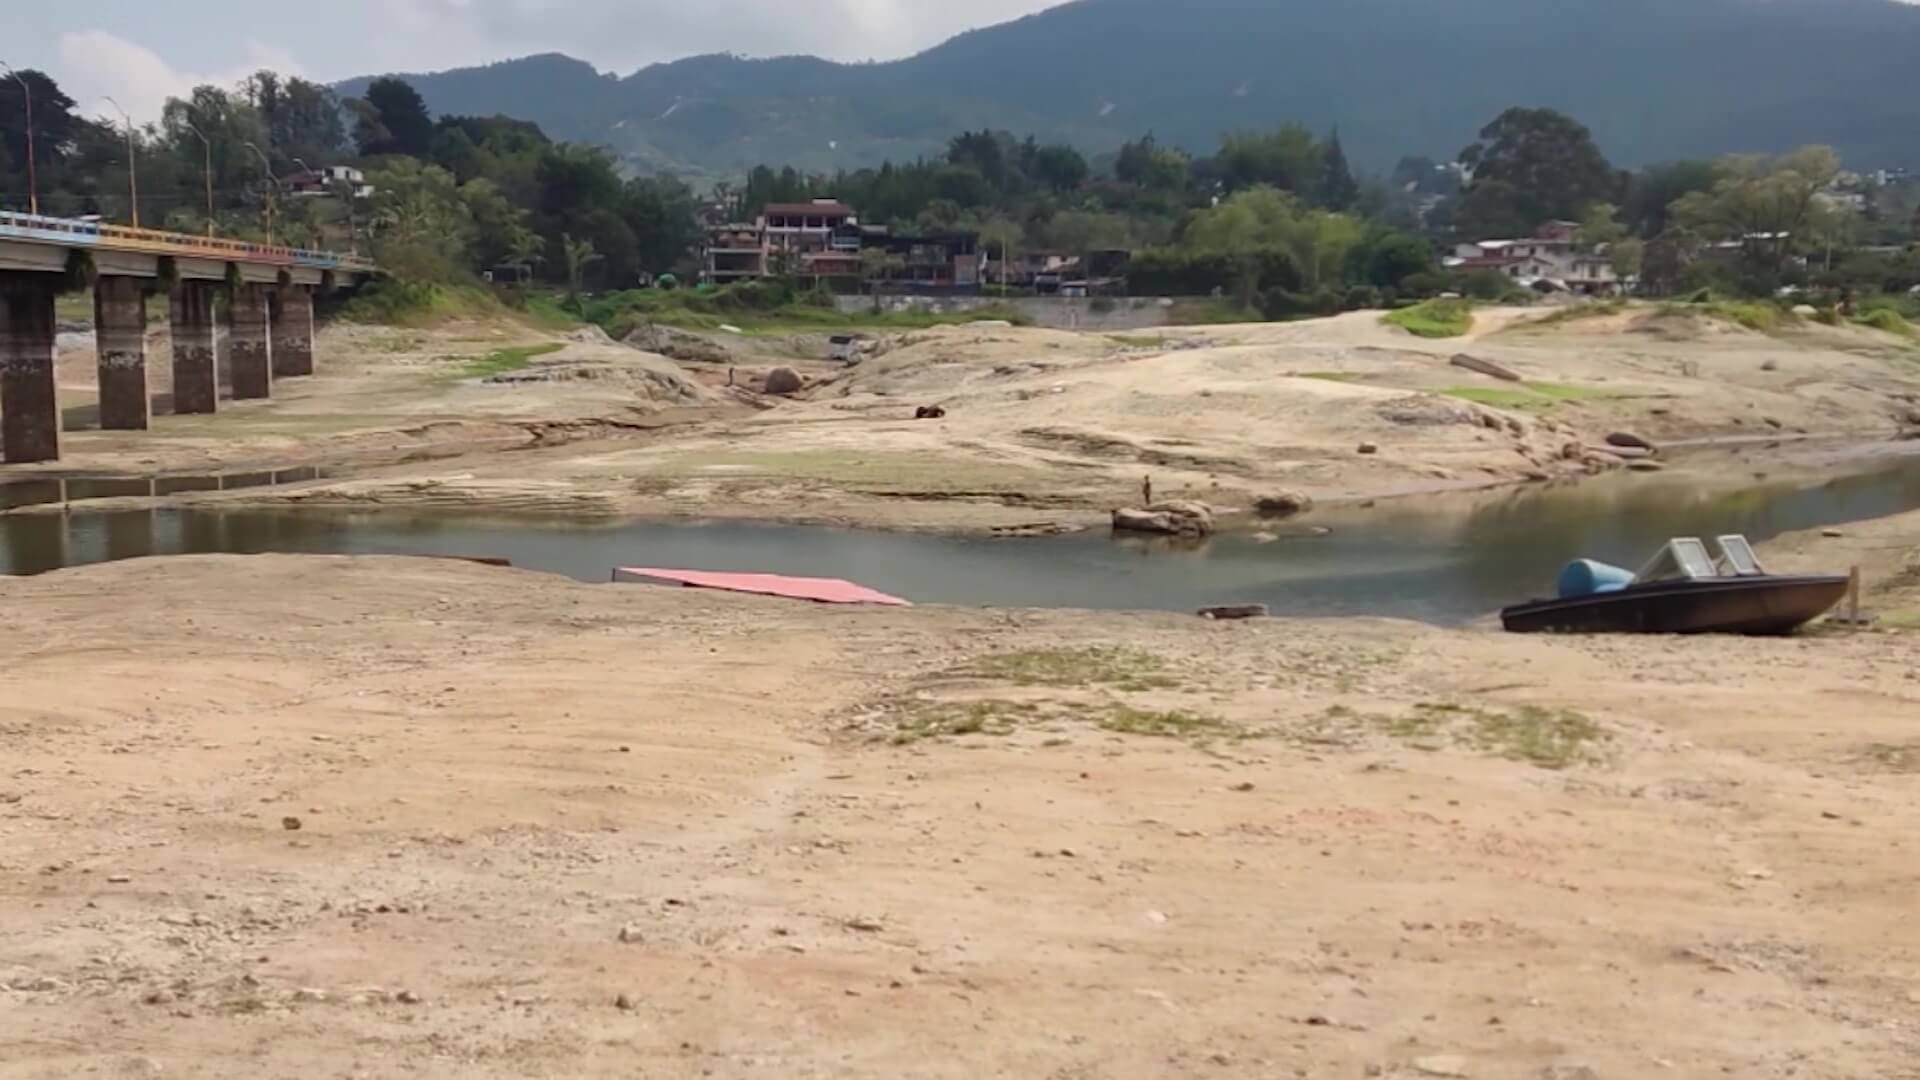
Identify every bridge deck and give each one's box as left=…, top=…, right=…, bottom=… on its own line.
left=0, top=211, right=376, bottom=274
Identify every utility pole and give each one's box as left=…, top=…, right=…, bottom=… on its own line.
left=243, top=141, right=277, bottom=246
left=182, top=119, right=215, bottom=236
left=1, top=62, right=38, bottom=214
left=101, top=96, right=139, bottom=227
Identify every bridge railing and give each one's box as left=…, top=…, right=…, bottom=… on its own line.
left=0, top=210, right=377, bottom=273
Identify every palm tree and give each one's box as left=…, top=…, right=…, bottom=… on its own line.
left=562, top=232, right=603, bottom=308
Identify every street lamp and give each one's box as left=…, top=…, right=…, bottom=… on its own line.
left=242, top=140, right=277, bottom=246
left=99, top=96, right=139, bottom=228
left=0, top=61, right=37, bottom=215
left=181, top=118, right=215, bottom=237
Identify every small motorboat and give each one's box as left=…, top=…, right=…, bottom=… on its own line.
left=1502, top=534, right=1848, bottom=636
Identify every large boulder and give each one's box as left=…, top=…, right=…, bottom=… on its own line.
left=764, top=367, right=805, bottom=396
left=1450, top=353, right=1523, bottom=382
left=1254, top=492, right=1314, bottom=518
left=1605, top=431, right=1658, bottom=453
left=1113, top=501, right=1216, bottom=537
left=623, top=322, right=733, bottom=364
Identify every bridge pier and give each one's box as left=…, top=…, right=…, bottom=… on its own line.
left=169, top=281, right=219, bottom=415
left=227, top=283, right=272, bottom=400
left=95, top=275, right=150, bottom=430
left=270, top=284, right=314, bottom=377
left=0, top=270, right=59, bottom=464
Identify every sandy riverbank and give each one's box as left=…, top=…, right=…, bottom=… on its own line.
left=14, top=304, right=1920, bottom=531
left=1, top=510, right=1917, bottom=1078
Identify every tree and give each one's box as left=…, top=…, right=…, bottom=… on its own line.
left=1456, top=107, right=1617, bottom=238
left=1611, top=238, right=1646, bottom=289
left=561, top=232, right=602, bottom=305
left=1670, top=146, right=1843, bottom=278
left=1217, top=127, right=1325, bottom=196
left=367, top=159, right=472, bottom=279
left=357, top=77, right=433, bottom=157
left=1621, top=159, right=1725, bottom=238
left=1577, top=203, right=1627, bottom=248
left=1114, top=135, right=1190, bottom=192
left=1031, top=144, right=1089, bottom=193
left=859, top=246, right=905, bottom=294
left=1319, top=130, right=1358, bottom=211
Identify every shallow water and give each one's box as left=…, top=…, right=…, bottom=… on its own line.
left=4, top=456, right=1918, bottom=624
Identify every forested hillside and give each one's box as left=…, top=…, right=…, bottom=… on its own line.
left=336, top=0, right=1920, bottom=176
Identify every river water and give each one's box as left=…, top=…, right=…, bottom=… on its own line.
left=4, top=456, right=1918, bottom=624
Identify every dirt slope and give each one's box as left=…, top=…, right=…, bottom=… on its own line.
left=2, top=552, right=1918, bottom=1078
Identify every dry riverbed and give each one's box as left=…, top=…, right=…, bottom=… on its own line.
left=18, top=304, right=1920, bottom=531
left=2, top=509, right=1918, bottom=1078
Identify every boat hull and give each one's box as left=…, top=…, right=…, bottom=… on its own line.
left=1501, top=575, right=1849, bottom=636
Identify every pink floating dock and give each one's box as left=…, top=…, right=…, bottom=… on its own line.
left=614, top=568, right=912, bottom=607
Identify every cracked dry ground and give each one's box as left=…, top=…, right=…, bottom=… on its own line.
left=2, top=555, right=1918, bottom=1079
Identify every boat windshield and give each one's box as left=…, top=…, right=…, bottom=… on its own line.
left=1633, top=535, right=1766, bottom=583
left=1635, top=538, right=1718, bottom=583
left=1715, top=535, right=1765, bottom=576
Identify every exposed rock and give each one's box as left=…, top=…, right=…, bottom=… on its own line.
left=1605, top=431, right=1657, bottom=453
left=1450, top=353, right=1523, bottom=382
left=1357, top=442, right=1380, bottom=455
left=914, top=405, right=947, bottom=420
left=565, top=325, right=616, bottom=346
left=1198, top=605, right=1269, bottom=620
left=1627, top=460, right=1666, bottom=473
left=622, top=322, right=732, bottom=364
left=1254, top=492, right=1314, bottom=519
left=763, top=368, right=805, bottom=396
left=1113, top=501, right=1215, bottom=537
left=618, top=924, right=646, bottom=944
left=1112, top=509, right=1178, bottom=535
left=1413, top=1055, right=1470, bottom=1078
left=1607, top=444, right=1652, bottom=460
left=396, top=989, right=422, bottom=1004
left=615, top=992, right=637, bottom=1011
left=281, top=816, right=303, bottom=831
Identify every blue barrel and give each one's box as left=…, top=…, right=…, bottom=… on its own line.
left=1557, top=559, right=1634, bottom=599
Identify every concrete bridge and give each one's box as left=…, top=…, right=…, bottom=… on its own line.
left=0, top=212, right=379, bottom=464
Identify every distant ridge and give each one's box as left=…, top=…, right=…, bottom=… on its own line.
left=337, top=0, right=1920, bottom=176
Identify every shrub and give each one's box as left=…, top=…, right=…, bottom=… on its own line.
left=1383, top=297, right=1474, bottom=338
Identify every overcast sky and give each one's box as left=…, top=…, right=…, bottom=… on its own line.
left=5, top=0, right=1067, bottom=122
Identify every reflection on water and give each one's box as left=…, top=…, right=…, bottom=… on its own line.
left=4, top=457, right=1919, bottom=624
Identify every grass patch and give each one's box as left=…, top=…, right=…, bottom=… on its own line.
left=1319, top=702, right=1610, bottom=769
left=1166, top=299, right=1258, bottom=326
left=519, top=294, right=583, bottom=332
left=1097, top=705, right=1236, bottom=739
left=1108, top=334, right=1167, bottom=348
left=1855, top=308, right=1918, bottom=341
left=461, top=342, right=564, bottom=379
left=1296, top=371, right=1364, bottom=383
left=881, top=697, right=1234, bottom=746
left=891, top=700, right=1038, bottom=744
left=1659, top=298, right=1798, bottom=334
left=1383, top=298, right=1474, bottom=338
left=954, top=648, right=1181, bottom=692
left=577, top=285, right=1030, bottom=338
left=339, top=280, right=505, bottom=327
left=1443, top=381, right=1634, bottom=409
left=1518, top=299, right=1627, bottom=329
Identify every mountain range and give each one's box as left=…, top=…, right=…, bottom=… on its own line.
left=336, top=0, right=1920, bottom=178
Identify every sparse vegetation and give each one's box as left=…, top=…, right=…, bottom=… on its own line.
left=1164, top=299, right=1259, bottom=326
left=1108, top=334, right=1168, bottom=349
left=578, top=285, right=1030, bottom=338
left=1517, top=300, right=1627, bottom=329
left=1096, top=705, right=1235, bottom=739
left=1660, top=298, right=1798, bottom=334
left=1389, top=703, right=1607, bottom=769
left=339, top=280, right=503, bottom=326
left=1383, top=298, right=1474, bottom=338
left=952, top=648, right=1181, bottom=692
left=1444, top=381, right=1636, bottom=409
left=1856, top=308, right=1918, bottom=341
left=461, top=342, right=564, bottom=379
